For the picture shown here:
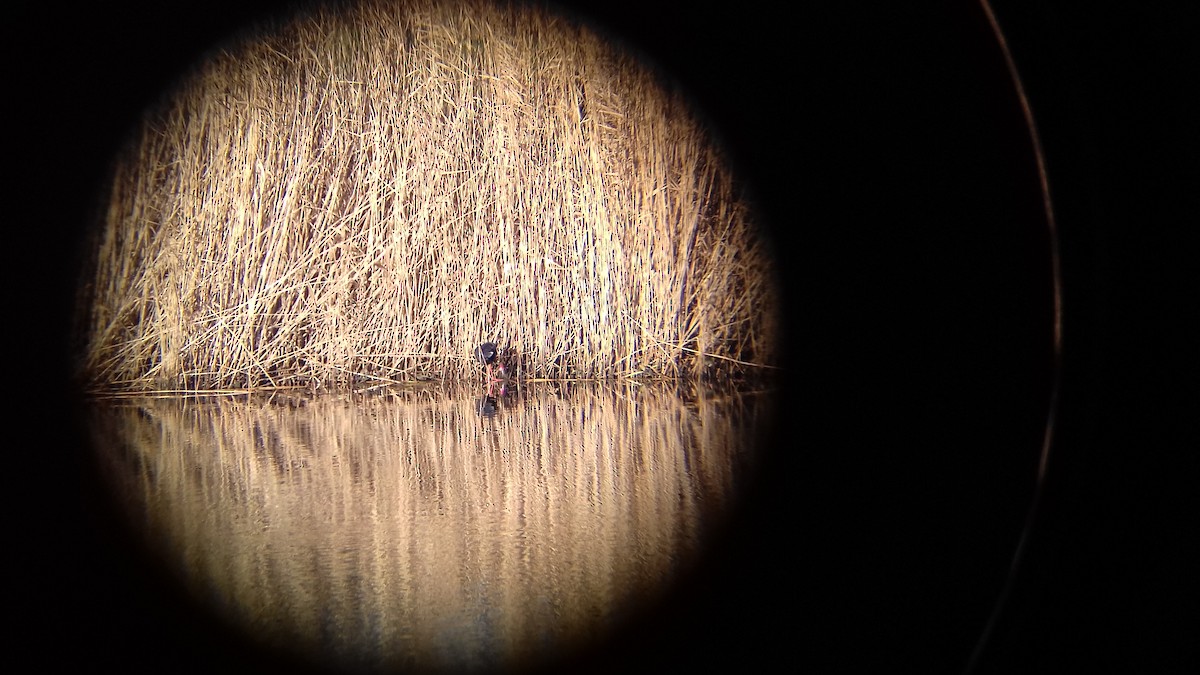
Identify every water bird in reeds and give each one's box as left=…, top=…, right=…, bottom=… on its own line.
left=475, top=342, right=506, bottom=381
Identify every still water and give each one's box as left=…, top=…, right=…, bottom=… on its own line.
left=87, top=381, right=772, bottom=673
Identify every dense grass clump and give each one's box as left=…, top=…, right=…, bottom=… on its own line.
left=77, top=0, right=779, bottom=392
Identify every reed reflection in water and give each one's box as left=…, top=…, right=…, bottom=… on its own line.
left=87, top=382, right=770, bottom=673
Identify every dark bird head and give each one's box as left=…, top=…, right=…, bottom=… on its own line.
left=475, top=342, right=498, bottom=366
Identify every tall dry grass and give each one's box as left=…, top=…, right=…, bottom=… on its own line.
left=77, top=0, right=779, bottom=392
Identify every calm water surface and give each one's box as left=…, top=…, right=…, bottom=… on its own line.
left=87, top=381, right=773, bottom=673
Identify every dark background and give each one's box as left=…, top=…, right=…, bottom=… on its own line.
left=15, top=0, right=1189, bottom=673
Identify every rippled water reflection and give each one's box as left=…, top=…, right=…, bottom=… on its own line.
left=87, top=381, right=771, bottom=673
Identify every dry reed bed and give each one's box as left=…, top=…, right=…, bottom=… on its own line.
left=88, top=382, right=755, bottom=670
left=78, top=0, right=779, bottom=392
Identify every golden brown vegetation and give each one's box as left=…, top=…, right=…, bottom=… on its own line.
left=77, top=0, right=778, bottom=392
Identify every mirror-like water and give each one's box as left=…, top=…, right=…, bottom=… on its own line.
left=87, top=381, right=772, bottom=673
